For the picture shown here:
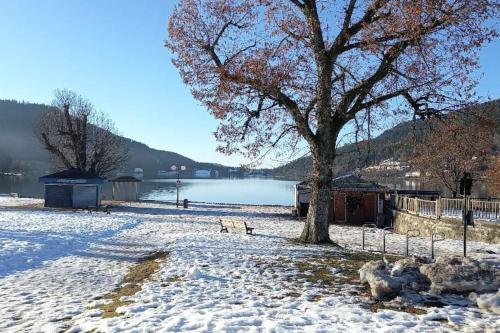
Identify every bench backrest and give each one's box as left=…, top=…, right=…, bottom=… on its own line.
left=220, top=218, right=247, bottom=230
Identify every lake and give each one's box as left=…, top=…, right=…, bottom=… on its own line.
left=139, top=178, right=297, bottom=205
left=0, top=176, right=298, bottom=206
left=1, top=174, right=493, bottom=206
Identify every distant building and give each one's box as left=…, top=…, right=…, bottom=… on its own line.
left=38, top=169, right=105, bottom=209
left=194, top=169, right=219, bottom=178
left=157, top=170, right=178, bottom=178
left=365, top=159, right=409, bottom=172
left=111, top=176, right=142, bottom=201
left=295, top=175, right=386, bottom=225
left=134, top=168, right=144, bottom=180
left=405, top=171, right=421, bottom=178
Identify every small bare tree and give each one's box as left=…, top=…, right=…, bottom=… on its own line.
left=37, top=89, right=128, bottom=177
left=411, top=114, right=494, bottom=197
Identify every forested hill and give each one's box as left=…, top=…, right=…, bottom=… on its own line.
left=0, top=100, right=227, bottom=177
left=273, top=99, right=500, bottom=180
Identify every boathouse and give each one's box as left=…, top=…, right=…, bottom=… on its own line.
left=111, top=176, right=141, bottom=201
left=295, top=175, right=386, bottom=225
left=39, top=169, right=105, bottom=209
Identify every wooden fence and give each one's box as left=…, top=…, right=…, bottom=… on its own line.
left=393, top=195, right=500, bottom=221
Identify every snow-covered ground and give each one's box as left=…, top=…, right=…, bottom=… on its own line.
left=0, top=200, right=498, bottom=332
left=0, top=196, right=43, bottom=208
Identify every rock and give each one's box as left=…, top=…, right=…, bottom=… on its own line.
left=474, top=291, right=500, bottom=314
left=391, top=257, right=430, bottom=292
left=359, top=260, right=402, bottom=300
left=419, top=256, right=500, bottom=294
left=187, top=266, right=203, bottom=279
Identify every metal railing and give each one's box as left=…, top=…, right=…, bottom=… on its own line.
left=393, top=195, right=499, bottom=222
left=406, top=229, right=420, bottom=256
left=431, top=231, right=445, bottom=259
left=417, top=199, right=438, bottom=218
left=469, top=199, right=500, bottom=220
left=362, top=224, right=376, bottom=250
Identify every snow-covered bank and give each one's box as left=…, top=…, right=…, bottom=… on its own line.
left=0, top=196, right=42, bottom=208
left=0, top=200, right=499, bottom=332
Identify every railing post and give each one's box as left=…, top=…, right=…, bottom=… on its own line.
left=431, top=231, right=445, bottom=260
left=383, top=227, right=393, bottom=254
left=362, top=224, right=376, bottom=251
left=406, top=229, right=420, bottom=257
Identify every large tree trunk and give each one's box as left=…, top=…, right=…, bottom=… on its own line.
left=300, top=150, right=334, bottom=244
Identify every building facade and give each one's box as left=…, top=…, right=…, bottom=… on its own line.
left=39, top=170, right=105, bottom=209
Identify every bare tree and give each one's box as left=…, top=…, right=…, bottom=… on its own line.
left=37, top=89, right=128, bottom=177
left=411, top=114, right=494, bottom=197
left=167, top=0, right=498, bottom=243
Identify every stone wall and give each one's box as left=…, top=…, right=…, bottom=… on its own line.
left=391, top=210, right=500, bottom=244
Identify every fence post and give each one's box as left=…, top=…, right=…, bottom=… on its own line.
left=362, top=224, right=376, bottom=251
left=383, top=227, right=394, bottom=254
left=406, top=229, right=420, bottom=257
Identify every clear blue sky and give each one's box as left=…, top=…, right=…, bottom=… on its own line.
left=0, top=0, right=498, bottom=167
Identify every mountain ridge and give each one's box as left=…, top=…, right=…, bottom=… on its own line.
left=272, top=99, right=500, bottom=180
left=0, top=99, right=230, bottom=177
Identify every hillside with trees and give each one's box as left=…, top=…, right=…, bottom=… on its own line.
left=0, top=99, right=229, bottom=178
left=273, top=99, right=500, bottom=180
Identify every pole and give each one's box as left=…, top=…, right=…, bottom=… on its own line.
left=431, top=234, right=434, bottom=260
left=463, top=194, right=467, bottom=257
left=176, top=171, right=180, bottom=208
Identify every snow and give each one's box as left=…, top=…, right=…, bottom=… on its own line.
left=0, top=199, right=499, bottom=332
left=0, top=196, right=42, bottom=208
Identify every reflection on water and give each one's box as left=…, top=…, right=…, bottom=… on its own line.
left=0, top=176, right=298, bottom=206
left=140, top=178, right=298, bottom=205
left=0, top=175, right=44, bottom=198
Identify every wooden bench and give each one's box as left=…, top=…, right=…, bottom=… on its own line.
left=219, top=218, right=254, bottom=235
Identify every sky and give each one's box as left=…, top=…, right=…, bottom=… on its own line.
left=0, top=0, right=499, bottom=168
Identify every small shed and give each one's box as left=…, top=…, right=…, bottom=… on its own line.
left=38, top=169, right=105, bottom=209
left=111, top=176, right=141, bottom=201
left=295, top=175, right=386, bottom=225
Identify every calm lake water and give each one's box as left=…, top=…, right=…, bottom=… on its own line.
left=1, top=174, right=493, bottom=206
left=140, top=178, right=297, bottom=205
left=0, top=176, right=298, bottom=206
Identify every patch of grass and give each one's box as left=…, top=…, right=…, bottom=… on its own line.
left=369, top=302, right=427, bottom=315
left=292, top=250, right=402, bottom=289
left=296, top=260, right=337, bottom=284
left=94, top=251, right=168, bottom=318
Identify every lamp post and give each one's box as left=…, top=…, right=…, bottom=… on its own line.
left=171, top=165, right=186, bottom=207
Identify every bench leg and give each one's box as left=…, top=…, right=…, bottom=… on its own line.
left=246, top=229, right=253, bottom=235
left=220, top=227, right=228, bottom=233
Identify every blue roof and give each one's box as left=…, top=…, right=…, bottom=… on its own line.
left=39, top=169, right=106, bottom=184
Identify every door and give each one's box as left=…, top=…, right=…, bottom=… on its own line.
left=73, top=185, right=97, bottom=208
left=45, top=185, right=72, bottom=208
left=363, top=193, right=376, bottom=222
left=334, top=193, right=346, bottom=223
